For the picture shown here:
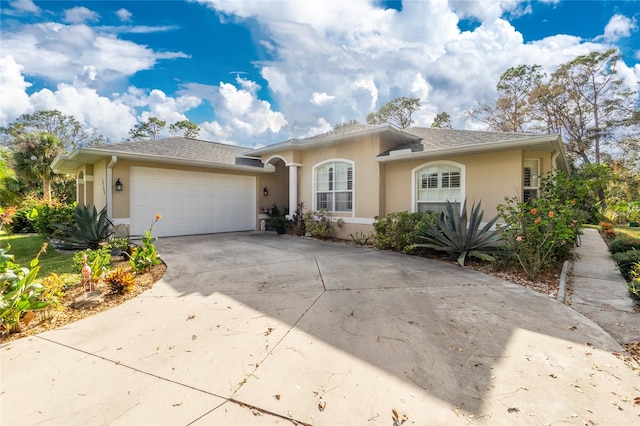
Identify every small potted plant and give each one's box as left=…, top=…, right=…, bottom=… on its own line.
left=107, top=236, right=130, bottom=256
left=265, top=203, right=287, bottom=234
left=268, top=214, right=287, bottom=234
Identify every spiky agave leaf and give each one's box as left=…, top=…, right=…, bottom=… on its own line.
left=415, top=200, right=502, bottom=266
left=54, top=205, right=113, bottom=249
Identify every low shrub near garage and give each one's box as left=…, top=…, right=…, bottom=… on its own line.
left=72, top=247, right=112, bottom=282
left=373, top=211, right=437, bottom=254
left=128, top=214, right=162, bottom=273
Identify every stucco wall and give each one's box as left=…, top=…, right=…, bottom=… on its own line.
left=295, top=134, right=383, bottom=220
left=111, top=161, right=129, bottom=219
left=92, top=159, right=107, bottom=211
left=257, top=161, right=289, bottom=214
left=383, top=149, right=555, bottom=220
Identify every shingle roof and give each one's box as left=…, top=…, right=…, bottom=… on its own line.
left=88, top=137, right=255, bottom=166
left=248, top=124, right=417, bottom=155
left=379, top=127, right=542, bottom=156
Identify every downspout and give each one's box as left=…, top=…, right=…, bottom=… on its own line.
left=106, top=156, right=117, bottom=221
left=551, top=151, right=560, bottom=174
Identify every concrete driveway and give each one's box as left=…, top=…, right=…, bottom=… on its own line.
left=2, top=232, right=639, bottom=425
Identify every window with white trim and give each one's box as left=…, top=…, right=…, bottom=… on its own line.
left=523, top=158, right=540, bottom=202
left=315, top=161, right=353, bottom=212
left=416, top=164, right=462, bottom=213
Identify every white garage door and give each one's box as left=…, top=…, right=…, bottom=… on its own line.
left=130, top=166, right=256, bottom=237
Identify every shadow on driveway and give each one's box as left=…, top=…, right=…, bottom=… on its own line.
left=2, top=232, right=638, bottom=425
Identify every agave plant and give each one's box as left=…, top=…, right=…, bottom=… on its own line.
left=55, top=205, right=113, bottom=250
left=414, top=200, right=502, bottom=266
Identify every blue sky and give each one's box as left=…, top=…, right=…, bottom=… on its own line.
left=1, top=0, right=638, bottom=147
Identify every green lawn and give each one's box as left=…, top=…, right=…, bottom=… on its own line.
left=615, top=226, right=640, bottom=239
left=1, top=233, right=80, bottom=284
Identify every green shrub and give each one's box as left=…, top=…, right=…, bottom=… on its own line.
left=128, top=215, right=161, bottom=273
left=373, top=211, right=437, bottom=253
left=498, top=196, right=578, bottom=279
left=303, top=210, right=334, bottom=239
left=0, top=245, right=49, bottom=334
left=608, top=236, right=640, bottom=254
left=72, top=247, right=111, bottom=281
left=8, top=199, right=76, bottom=237
left=350, top=231, right=373, bottom=246
left=612, top=250, right=640, bottom=281
left=40, top=272, right=66, bottom=319
left=414, top=201, right=502, bottom=266
left=32, top=201, right=77, bottom=237
left=10, top=205, right=38, bottom=234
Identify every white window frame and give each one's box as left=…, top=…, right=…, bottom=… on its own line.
left=523, top=158, right=540, bottom=202
left=312, top=159, right=355, bottom=215
left=411, top=161, right=465, bottom=213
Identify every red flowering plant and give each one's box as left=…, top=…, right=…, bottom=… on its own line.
left=498, top=196, right=578, bottom=279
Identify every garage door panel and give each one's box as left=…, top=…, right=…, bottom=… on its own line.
left=130, top=167, right=256, bottom=237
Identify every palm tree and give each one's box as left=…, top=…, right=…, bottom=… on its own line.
left=12, top=132, right=64, bottom=201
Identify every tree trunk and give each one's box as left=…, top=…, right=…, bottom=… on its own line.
left=42, top=173, right=51, bottom=202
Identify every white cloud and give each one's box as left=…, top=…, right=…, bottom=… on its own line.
left=235, top=75, right=261, bottom=94
left=63, top=6, right=100, bottom=24
left=3, top=0, right=639, bottom=148
left=599, top=14, right=637, bottom=43
left=301, top=118, right=332, bottom=138
left=99, top=25, right=181, bottom=34
left=310, top=92, right=335, bottom=105
left=197, top=0, right=638, bottom=135
left=8, top=0, right=40, bottom=14
left=115, top=8, right=132, bottom=22
left=0, top=62, right=208, bottom=142
left=139, top=89, right=202, bottom=125
left=199, top=120, right=233, bottom=142
left=215, top=81, right=287, bottom=135
left=0, top=56, right=33, bottom=125
left=1, top=21, right=188, bottom=88
left=36, top=84, right=136, bottom=139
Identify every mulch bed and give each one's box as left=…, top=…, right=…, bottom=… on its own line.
left=0, top=257, right=166, bottom=344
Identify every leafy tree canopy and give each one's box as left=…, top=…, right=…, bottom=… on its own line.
left=431, top=112, right=453, bottom=129
left=466, top=50, right=638, bottom=166
left=169, top=120, right=200, bottom=139
left=128, top=117, right=166, bottom=140
left=366, top=97, right=420, bottom=129
left=0, top=110, right=107, bottom=151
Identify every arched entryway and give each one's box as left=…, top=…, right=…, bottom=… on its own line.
left=261, top=156, right=291, bottom=216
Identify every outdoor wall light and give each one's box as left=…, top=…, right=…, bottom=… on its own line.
left=115, top=178, right=123, bottom=192
left=263, top=186, right=269, bottom=196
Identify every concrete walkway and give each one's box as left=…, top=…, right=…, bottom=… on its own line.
left=1, top=232, right=639, bottom=425
left=570, top=228, right=640, bottom=344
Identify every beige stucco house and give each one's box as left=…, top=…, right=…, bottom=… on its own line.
left=51, top=124, right=569, bottom=239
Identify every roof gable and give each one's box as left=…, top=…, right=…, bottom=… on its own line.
left=247, top=124, right=419, bottom=156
